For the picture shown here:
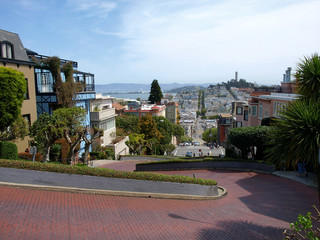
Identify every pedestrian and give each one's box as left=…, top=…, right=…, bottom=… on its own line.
left=297, top=158, right=308, bottom=177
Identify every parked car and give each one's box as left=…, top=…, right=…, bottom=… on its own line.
left=185, top=152, right=192, bottom=157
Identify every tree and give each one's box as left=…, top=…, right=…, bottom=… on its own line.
left=53, top=107, right=86, bottom=164
left=125, top=133, right=146, bottom=155
left=295, top=53, right=320, bottom=100
left=82, top=126, right=103, bottom=165
left=0, top=67, right=26, bottom=132
left=30, top=113, right=63, bottom=162
left=116, top=115, right=139, bottom=134
left=148, top=79, right=163, bottom=104
left=138, top=115, right=163, bottom=154
left=202, top=128, right=217, bottom=143
left=229, top=126, right=270, bottom=159
left=0, top=115, right=29, bottom=141
left=267, top=53, right=320, bottom=200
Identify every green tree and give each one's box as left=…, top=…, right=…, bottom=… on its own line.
left=267, top=53, right=320, bottom=200
left=148, top=79, right=163, bottom=104
left=125, top=133, right=147, bottom=155
left=180, top=135, right=193, bottom=143
left=0, top=67, right=26, bottom=132
left=53, top=107, right=87, bottom=164
left=229, top=126, right=270, bottom=159
left=30, top=113, right=64, bottom=163
left=116, top=115, right=139, bottom=134
left=295, top=53, right=320, bottom=100
left=138, top=115, right=163, bottom=154
left=202, top=128, right=217, bottom=143
left=0, top=115, right=29, bottom=142
left=82, top=126, right=103, bottom=165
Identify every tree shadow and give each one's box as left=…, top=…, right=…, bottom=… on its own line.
left=198, top=220, right=285, bottom=240
left=234, top=173, right=318, bottom=222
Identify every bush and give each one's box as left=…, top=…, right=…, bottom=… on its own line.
left=0, top=159, right=217, bottom=186
left=49, top=144, right=61, bottom=161
left=0, top=141, right=18, bottom=159
left=18, top=152, right=43, bottom=162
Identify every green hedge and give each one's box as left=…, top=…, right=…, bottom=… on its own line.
left=136, top=157, right=274, bottom=165
left=0, top=142, right=18, bottom=160
left=0, top=159, right=217, bottom=186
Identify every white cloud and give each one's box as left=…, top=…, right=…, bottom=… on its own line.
left=99, top=0, right=320, bottom=84
left=67, top=0, right=116, bottom=17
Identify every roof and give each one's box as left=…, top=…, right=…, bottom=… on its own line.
left=113, top=102, right=125, bottom=111
left=0, top=29, right=29, bottom=62
left=220, top=113, right=231, bottom=118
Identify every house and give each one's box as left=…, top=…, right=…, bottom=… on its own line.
left=248, top=92, right=299, bottom=126
left=231, top=101, right=249, bottom=128
left=26, top=47, right=96, bottom=157
left=124, top=102, right=166, bottom=118
left=217, top=113, right=232, bottom=147
left=112, top=102, right=126, bottom=116
left=0, top=29, right=37, bottom=152
left=90, top=95, right=129, bottom=159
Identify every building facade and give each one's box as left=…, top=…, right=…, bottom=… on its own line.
left=231, top=101, right=249, bottom=128
left=0, top=29, right=38, bottom=152
left=90, top=96, right=129, bottom=159
left=217, top=113, right=232, bottom=147
left=165, top=102, right=179, bottom=124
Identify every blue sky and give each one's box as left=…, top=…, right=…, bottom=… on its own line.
left=1, top=0, right=319, bottom=85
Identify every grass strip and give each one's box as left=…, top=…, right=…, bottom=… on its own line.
left=0, top=159, right=217, bottom=186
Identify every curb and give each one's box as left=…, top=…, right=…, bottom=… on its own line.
left=0, top=181, right=228, bottom=201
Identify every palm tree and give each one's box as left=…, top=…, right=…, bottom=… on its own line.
left=295, top=53, right=320, bottom=100
left=267, top=99, right=320, bottom=169
left=267, top=53, right=320, bottom=201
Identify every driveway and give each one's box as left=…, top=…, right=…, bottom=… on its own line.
left=0, top=166, right=317, bottom=239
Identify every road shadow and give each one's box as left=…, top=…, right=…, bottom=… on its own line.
left=234, top=172, right=318, bottom=222
left=198, top=220, right=285, bottom=240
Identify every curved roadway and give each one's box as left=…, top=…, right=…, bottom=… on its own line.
left=0, top=161, right=317, bottom=240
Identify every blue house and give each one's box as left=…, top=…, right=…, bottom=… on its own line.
left=26, top=50, right=96, bottom=156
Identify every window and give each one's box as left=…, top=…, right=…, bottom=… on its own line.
left=265, top=109, right=269, bottom=118
left=273, top=101, right=287, bottom=117
left=0, top=41, right=14, bottom=59
left=99, top=118, right=115, bottom=131
left=251, top=106, right=257, bottom=116
left=22, top=114, right=31, bottom=126
left=236, top=121, right=242, bottom=127
left=244, top=110, right=248, bottom=120
left=258, top=103, right=263, bottom=119
left=25, top=78, right=29, bottom=100
left=236, top=106, right=243, bottom=115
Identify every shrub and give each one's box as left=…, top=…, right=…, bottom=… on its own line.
left=18, top=152, right=43, bottom=162
left=49, top=144, right=61, bottom=161
left=0, top=141, right=18, bottom=159
left=283, top=205, right=320, bottom=240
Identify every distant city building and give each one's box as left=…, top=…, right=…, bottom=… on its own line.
left=165, top=102, right=179, bottom=124
left=0, top=29, right=37, bottom=152
left=125, top=102, right=166, bottom=118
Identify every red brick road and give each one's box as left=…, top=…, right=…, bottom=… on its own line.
left=0, top=168, right=317, bottom=239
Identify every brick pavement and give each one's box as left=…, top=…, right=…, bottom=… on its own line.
left=0, top=168, right=318, bottom=239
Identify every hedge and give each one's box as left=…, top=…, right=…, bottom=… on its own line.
left=0, top=142, right=18, bottom=160
left=0, top=159, right=217, bottom=186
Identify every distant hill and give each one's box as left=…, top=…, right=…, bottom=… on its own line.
left=95, top=83, right=211, bottom=93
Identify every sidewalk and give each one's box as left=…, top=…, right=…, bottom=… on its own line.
left=273, top=171, right=318, bottom=189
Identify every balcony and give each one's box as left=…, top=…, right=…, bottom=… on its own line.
left=90, top=108, right=116, bottom=122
